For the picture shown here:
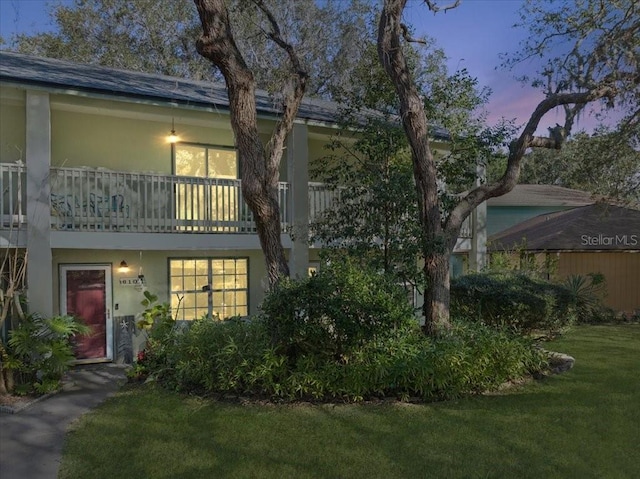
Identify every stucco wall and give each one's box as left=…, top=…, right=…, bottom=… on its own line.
left=52, top=248, right=270, bottom=319
left=50, top=107, right=236, bottom=173
left=0, top=87, right=26, bottom=163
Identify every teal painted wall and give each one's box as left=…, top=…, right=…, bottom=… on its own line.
left=487, top=206, right=575, bottom=236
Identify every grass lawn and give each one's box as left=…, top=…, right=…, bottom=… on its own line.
left=59, top=325, right=640, bottom=479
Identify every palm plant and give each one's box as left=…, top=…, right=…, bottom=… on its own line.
left=563, top=273, right=607, bottom=322
left=7, top=313, right=90, bottom=394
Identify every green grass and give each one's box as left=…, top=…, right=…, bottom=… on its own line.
left=59, top=325, right=640, bottom=479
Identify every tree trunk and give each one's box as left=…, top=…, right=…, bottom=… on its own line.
left=378, top=0, right=452, bottom=334
left=249, top=185, right=290, bottom=285
left=0, top=341, right=14, bottom=395
left=194, top=0, right=295, bottom=287
left=422, top=250, right=451, bottom=336
left=0, top=368, right=8, bottom=395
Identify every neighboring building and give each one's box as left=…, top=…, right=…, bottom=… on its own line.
left=0, top=51, right=480, bottom=362
left=486, top=184, right=595, bottom=236
left=489, top=203, right=640, bottom=313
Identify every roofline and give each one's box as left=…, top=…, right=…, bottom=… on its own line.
left=0, top=77, right=348, bottom=131
left=0, top=50, right=451, bottom=138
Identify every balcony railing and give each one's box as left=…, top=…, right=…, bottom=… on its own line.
left=307, top=182, right=473, bottom=238
left=0, top=163, right=26, bottom=229
left=48, top=167, right=290, bottom=233
left=0, top=164, right=471, bottom=239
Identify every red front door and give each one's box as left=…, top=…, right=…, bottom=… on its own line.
left=61, top=266, right=112, bottom=360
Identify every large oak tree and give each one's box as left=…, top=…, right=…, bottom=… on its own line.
left=378, top=0, right=639, bottom=334
left=193, top=0, right=309, bottom=285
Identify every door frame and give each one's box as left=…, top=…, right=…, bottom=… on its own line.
left=59, top=263, right=114, bottom=361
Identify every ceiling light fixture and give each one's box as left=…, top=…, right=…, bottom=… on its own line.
left=167, top=118, right=179, bottom=143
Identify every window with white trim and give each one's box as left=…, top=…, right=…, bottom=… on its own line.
left=169, top=258, right=248, bottom=320
left=172, top=143, right=239, bottom=230
left=173, top=143, right=238, bottom=179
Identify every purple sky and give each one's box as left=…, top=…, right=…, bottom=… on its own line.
left=0, top=0, right=619, bottom=134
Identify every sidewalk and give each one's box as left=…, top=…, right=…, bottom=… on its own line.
left=0, top=363, right=128, bottom=479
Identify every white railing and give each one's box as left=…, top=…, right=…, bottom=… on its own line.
left=308, top=182, right=341, bottom=221
left=307, top=182, right=473, bottom=239
left=0, top=163, right=26, bottom=228
left=49, top=167, right=290, bottom=233
left=0, top=164, right=472, bottom=239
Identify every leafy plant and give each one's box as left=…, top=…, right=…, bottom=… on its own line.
left=451, top=272, right=576, bottom=336
left=563, top=273, right=608, bottom=323
left=133, top=291, right=181, bottom=381
left=260, top=257, right=417, bottom=360
left=7, top=313, right=90, bottom=394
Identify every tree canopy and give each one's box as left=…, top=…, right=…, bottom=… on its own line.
left=518, top=126, right=640, bottom=204
left=9, top=0, right=377, bottom=99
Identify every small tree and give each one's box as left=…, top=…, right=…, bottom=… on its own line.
left=312, top=41, right=506, bottom=294
left=0, top=228, right=27, bottom=395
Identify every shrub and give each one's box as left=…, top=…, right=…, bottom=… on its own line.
left=141, top=268, right=548, bottom=402
left=168, top=317, right=280, bottom=395
left=7, top=313, right=90, bottom=394
left=260, top=259, right=417, bottom=360
left=451, top=272, right=576, bottom=336
left=131, top=291, right=181, bottom=382
left=563, top=273, right=611, bottom=323
left=149, top=317, right=546, bottom=402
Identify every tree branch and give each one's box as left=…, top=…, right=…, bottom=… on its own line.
left=424, top=0, right=461, bottom=13
left=447, top=75, right=639, bottom=234
left=400, top=23, right=427, bottom=44
left=252, top=0, right=308, bottom=179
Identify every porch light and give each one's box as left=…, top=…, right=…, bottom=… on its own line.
left=167, top=118, right=179, bottom=143
left=118, top=260, right=130, bottom=273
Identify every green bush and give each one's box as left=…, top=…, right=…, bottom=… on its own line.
left=260, top=259, right=417, bottom=360
left=563, top=273, right=613, bottom=324
left=130, top=291, right=182, bottom=383
left=149, top=317, right=546, bottom=402
left=141, top=267, right=548, bottom=403
left=450, top=272, right=576, bottom=336
left=7, top=313, right=90, bottom=394
left=168, top=317, right=281, bottom=395
left=329, top=323, right=546, bottom=401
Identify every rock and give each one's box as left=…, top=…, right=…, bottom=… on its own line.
left=547, top=351, right=575, bottom=374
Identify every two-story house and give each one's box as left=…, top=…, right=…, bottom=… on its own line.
left=0, top=51, right=482, bottom=362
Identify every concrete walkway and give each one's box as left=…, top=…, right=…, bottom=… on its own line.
left=0, top=363, right=128, bottom=479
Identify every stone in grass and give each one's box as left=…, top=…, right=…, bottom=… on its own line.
left=547, top=351, right=575, bottom=374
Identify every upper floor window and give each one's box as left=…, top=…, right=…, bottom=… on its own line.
left=173, top=143, right=237, bottom=179
left=172, top=143, right=240, bottom=230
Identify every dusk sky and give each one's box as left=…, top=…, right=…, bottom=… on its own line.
left=0, top=0, right=620, bottom=134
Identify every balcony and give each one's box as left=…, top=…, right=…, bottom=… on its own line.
left=47, top=167, right=291, bottom=234
left=0, top=163, right=471, bottom=239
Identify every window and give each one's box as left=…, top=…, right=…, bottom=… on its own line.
left=169, top=258, right=248, bottom=320
left=173, top=144, right=238, bottom=179
left=172, top=143, right=240, bottom=230
left=308, top=261, right=320, bottom=276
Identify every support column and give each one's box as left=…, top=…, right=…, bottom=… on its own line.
left=469, top=163, right=487, bottom=271
left=470, top=200, right=487, bottom=271
left=286, top=123, right=309, bottom=279
left=26, top=91, right=53, bottom=316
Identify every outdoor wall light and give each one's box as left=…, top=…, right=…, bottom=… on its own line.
left=118, top=260, right=130, bottom=273
left=167, top=118, right=180, bottom=143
